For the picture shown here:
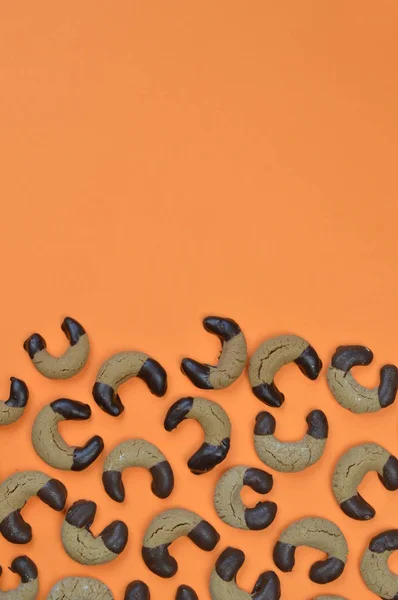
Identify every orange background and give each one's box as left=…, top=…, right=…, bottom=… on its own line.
left=0, top=2, right=397, bottom=598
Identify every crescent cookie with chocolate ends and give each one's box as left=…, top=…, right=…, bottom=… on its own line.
left=23, top=317, right=89, bottom=379
left=103, top=438, right=174, bottom=502
left=164, top=397, right=231, bottom=474
left=249, top=334, right=322, bottom=407
left=61, top=500, right=128, bottom=565
left=210, top=547, right=281, bottom=600
left=0, top=471, right=67, bottom=544
left=32, top=399, right=104, bottom=471
left=214, top=466, right=277, bottom=530
left=254, top=410, right=328, bottom=473
left=124, top=581, right=198, bottom=600
left=273, top=517, right=348, bottom=584
left=360, top=530, right=398, bottom=599
left=92, top=351, right=167, bottom=416
left=332, top=443, right=398, bottom=520
left=142, top=508, right=220, bottom=578
left=181, top=316, right=247, bottom=390
left=47, top=577, right=114, bottom=600
left=327, top=345, right=398, bottom=413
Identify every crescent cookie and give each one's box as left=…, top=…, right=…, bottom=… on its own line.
left=249, top=334, right=322, bottom=407
left=181, top=316, right=247, bottom=390
left=47, top=577, right=114, bottom=600
left=23, top=317, right=89, bottom=379
left=92, top=351, right=167, bottom=416
left=0, top=378, right=29, bottom=427
left=360, top=530, right=398, bottom=599
left=327, top=345, right=398, bottom=413
left=32, top=399, right=104, bottom=471
left=0, top=556, right=38, bottom=600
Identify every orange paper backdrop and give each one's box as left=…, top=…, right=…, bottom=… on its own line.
left=0, top=2, right=397, bottom=598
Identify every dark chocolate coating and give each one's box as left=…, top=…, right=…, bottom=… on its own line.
left=252, top=571, right=281, bottom=600
left=176, top=585, right=198, bottom=600
left=72, top=435, right=104, bottom=471
left=203, top=316, right=241, bottom=341
left=65, top=500, right=96, bottom=528
left=340, top=493, right=375, bottom=520
left=37, top=478, right=67, bottom=511
left=138, top=358, right=167, bottom=397
left=309, top=557, right=345, bottom=584
left=92, top=382, right=123, bottom=417
left=61, top=317, right=86, bottom=345
left=294, top=345, right=322, bottom=380
left=10, top=556, right=38, bottom=582
left=141, top=544, right=177, bottom=578
left=124, top=580, right=150, bottom=600
left=150, top=461, right=174, bottom=498
left=254, top=412, right=276, bottom=436
left=51, top=398, right=91, bottom=420
left=244, top=501, right=278, bottom=530
left=369, top=529, right=398, bottom=553
left=164, top=397, right=194, bottom=431
left=103, top=471, right=125, bottom=503
left=381, top=455, right=398, bottom=490
left=6, top=377, right=29, bottom=408
left=101, top=520, right=128, bottom=554
left=243, top=467, right=273, bottom=494
left=378, top=365, right=398, bottom=407
left=187, top=439, right=230, bottom=474
left=251, top=382, right=284, bottom=408
left=180, top=359, right=212, bottom=389
left=273, top=541, right=295, bottom=572
left=306, top=410, right=329, bottom=439
left=331, top=345, right=373, bottom=371
left=215, top=547, right=245, bottom=581
left=0, top=511, right=32, bottom=544
left=188, top=519, right=220, bottom=550
left=23, top=334, right=46, bottom=358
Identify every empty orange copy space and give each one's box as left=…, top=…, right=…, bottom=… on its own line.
left=0, top=1, right=397, bottom=598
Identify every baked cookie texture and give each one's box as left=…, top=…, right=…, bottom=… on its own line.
left=23, top=317, right=89, bottom=380
left=332, top=443, right=398, bottom=520
left=0, top=378, right=29, bottom=426
left=0, top=556, right=39, bottom=600
left=103, top=438, right=174, bottom=502
left=165, top=397, right=231, bottom=474
left=327, top=345, right=398, bottom=413
left=47, top=577, right=114, bottom=600
left=249, top=334, right=322, bottom=407
left=360, top=530, right=398, bottom=599
left=32, top=399, right=103, bottom=471
left=210, top=547, right=280, bottom=600
left=181, top=316, right=247, bottom=390
left=254, top=410, right=328, bottom=472
left=93, top=351, right=167, bottom=416
left=273, top=517, right=348, bottom=584
left=214, top=466, right=276, bottom=530
left=142, top=508, right=220, bottom=578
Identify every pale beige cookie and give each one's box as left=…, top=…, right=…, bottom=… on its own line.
left=327, top=345, right=398, bottom=413
left=273, top=517, right=348, bottom=584
left=103, top=438, right=174, bottom=502
left=61, top=500, right=128, bottom=565
left=360, top=530, right=398, bottom=600
left=214, top=466, right=276, bottom=530
left=164, top=396, right=231, bottom=474
left=47, top=577, right=113, bottom=600
left=32, top=399, right=103, bottom=471
left=249, top=334, right=322, bottom=407
left=0, top=471, right=67, bottom=544
left=253, top=410, right=328, bottom=473
left=92, top=351, right=167, bottom=416
left=142, top=508, right=220, bottom=578
left=332, top=443, right=398, bottom=520
left=210, top=547, right=280, bottom=600
left=0, top=378, right=29, bottom=427
left=23, top=317, right=89, bottom=379
left=181, top=317, right=247, bottom=390
left=0, top=557, right=38, bottom=600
